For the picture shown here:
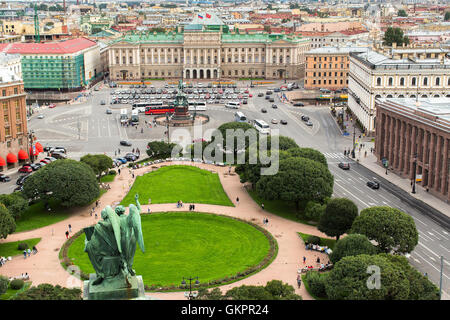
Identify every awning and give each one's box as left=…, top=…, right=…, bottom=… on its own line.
left=18, top=149, right=29, bottom=160
left=29, top=146, right=39, bottom=156
left=7, top=153, right=17, bottom=163
left=35, top=142, right=44, bottom=153
left=0, top=157, right=6, bottom=166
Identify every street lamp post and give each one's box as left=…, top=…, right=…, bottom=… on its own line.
left=28, top=130, right=35, bottom=163
left=165, top=112, right=170, bottom=143
left=351, top=120, right=356, bottom=158
left=181, top=276, right=200, bottom=300
left=412, top=153, right=417, bottom=194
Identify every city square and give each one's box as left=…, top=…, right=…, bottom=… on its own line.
left=0, top=0, right=449, bottom=306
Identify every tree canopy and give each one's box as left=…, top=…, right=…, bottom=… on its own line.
left=22, top=159, right=100, bottom=208
left=351, top=206, right=418, bottom=254
left=330, top=234, right=378, bottom=263
left=80, top=154, right=113, bottom=178
left=398, top=9, right=407, bottom=17
left=325, top=254, right=410, bottom=300
left=0, top=193, right=28, bottom=220
left=445, top=11, right=450, bottom=21
left=318, top=198, right=358, bottom=241
left=146, top=141, right=181, bottom=159
left=286, top=147, right=328, bottom=167
left=383, top=27, right=410, bottom=46
left=0, top=203, right=15, bottom=239
left=256, top=157, right=333, bottom=209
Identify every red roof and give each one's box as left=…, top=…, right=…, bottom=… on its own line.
left=0, top=37, right=97, bottom=55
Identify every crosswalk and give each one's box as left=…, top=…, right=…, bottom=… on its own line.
left=323, top=152, right=348, bottom=162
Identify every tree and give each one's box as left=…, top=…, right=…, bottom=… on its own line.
left=0, top=276, right=9, bottom=295
left=286, top=147, right=327, bottom=167
left=0, top=203, right=16, bottom=239
left=304, top=271, right=328, bottom=298
left=318, top=198, right=358, bottom=241
left=196, top=287, right=224, bottom=300
left=303, top=200, right=326, bottom=221
left=13, top=283, right=82, bottom=300
left=256, top=157, right=333, bottom=209
left=256, top=136, right=299, bottom=151
left=330, top=234, right=378, bottom=263
left=267, top=4, right=273, bottom=10
left=398, top=9, right=407, bottom=17
left=445, top=11, right=450, bottom=21
left=99, top=3, right=107, bottom=10
left=383, top=27, right=410, bottom=46
left=80, top=154, right=113, bottom=179
left=380, top=254, right=439, bottom=300
left=146, top=141, right=181, bottom=159
left=351, top=206, right=418, bottom=254
left=22, top=159, right=100, bottom=208
left=263, top=280, right=301, bottom=300
left=325, top=254, right=410, bottom=300
left=0, top=193, right=28, bottom=220
left=216, top=122, right=257, bottom=157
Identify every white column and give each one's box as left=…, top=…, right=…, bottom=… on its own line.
left=252, top=48, right=255, bottom=64
left=171, top=50, right=174, bottom=64
left=119, top=49, right=123, bottom=65
left=245, top=47, right=248, bottom=63
left=125, top=50, right=129, bottom=65
left=218, top=48, right=221, bottom=66
left=151, top=48, right=154, bottom=64
left=164, top=48, right=168, bottom=64
left=204, top=49, right=207, bottom=66
left=284, top=49, right=287, bottom=65
left=144, top=48, right=148, bottom=64
left=158, top=49, right=161, bottom=64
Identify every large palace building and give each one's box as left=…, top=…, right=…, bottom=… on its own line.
left=107, top=14, right=310, bottom=81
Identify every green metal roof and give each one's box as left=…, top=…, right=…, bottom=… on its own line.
left=221, top=33, right=307, bottom=43
left=110, top=32, right=184, bottom=44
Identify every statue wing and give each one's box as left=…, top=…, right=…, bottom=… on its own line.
left=128, top=205, right=145, bottom=253
left=105, top=206, right=122, bottom=254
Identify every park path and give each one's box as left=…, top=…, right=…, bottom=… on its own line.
left=0, top=161, right=332, bottom=300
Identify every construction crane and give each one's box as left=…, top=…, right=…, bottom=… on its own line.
left=34, top=4, right=40, bottom=43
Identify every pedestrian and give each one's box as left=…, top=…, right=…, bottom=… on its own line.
left=96, top=200, right=99, bottom=207
left=344, top=150, right=347, bottom=156
left=32, top=246, right=38, bottom=254
left=65, top=231, right=69, bottom=239
left=147, top=207, right=151, bottom=214
left=266, top=218, right=269, bottom=225
left=68, top=224, right=72, bottom=233
left=132, top=172, right=135, bottom=179
left=263, top=217, right=266, bottom=225
left=118, top=168, right=121, bottom=175
left=132, top=148, right=135, bottom=153
left=316, top=257, right=320, bottom=264
left=141, top=128, right=144, bottom=134
left=228, top=165, right=232, bottom=174
left=193, top=204, right=195, bottom=210
left=303, top=256, right=306, bottom=264
left=27, top=248, right=31, bottom=257
left=297, top=275, right=302, bottom=289
left=118, top=148, right=121, bottom=154
left=95, top=212, right=98, bottom=219
left=261, top=203, right=264, bottom=211
left=115, top=151, right=117, bottom=156
left=364, top=150, right=367, bottom=157
left=23, top=250, right=27, bottom=259
left=236, top=197, right=239, bottom=205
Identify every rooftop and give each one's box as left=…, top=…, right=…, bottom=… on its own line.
left=0, top=38, right=97, bottom=55
left=307, top=46, right=368, bottom=55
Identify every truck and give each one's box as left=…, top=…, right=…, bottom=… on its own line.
left=120, top=109, right=128, bottom=124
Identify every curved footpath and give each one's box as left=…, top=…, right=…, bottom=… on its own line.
left=0, top=161, right=333, bottom=300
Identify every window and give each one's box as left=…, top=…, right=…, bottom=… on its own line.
left=15, top=105, right=20, bottom=120
left=3, top=103, right=8, bottom=123
left=14, top=87, right=18, bottom=95
left=423, top=77, right=428, bottom=86
left=435, top=77, right=440, bottom=86
left=400, top=77, right=405, bottom=86
left=16, top=124, right=22, bottom=134
left=388, top=77, right=393, bottom=86
left=5, top=126, right=10, bottom=136
left=412, top=77, right=416, bottom=86
left=2, top=90, right=6, bottom=97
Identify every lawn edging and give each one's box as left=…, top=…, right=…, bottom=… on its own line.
left=59, top=211, right=278, bottom=291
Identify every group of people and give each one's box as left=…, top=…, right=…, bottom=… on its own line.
left=188, top=204, right=196, bottom=211
left=176, top=200, right=184, bottom=208
left=305, top=243, right=333, bottom=255
left=10, top=273, right=29, bottom=281
left=0, top=256, right=10, bottom=266
left=22, top=246, right=38, bottom=259
left=262, top=217, right=269, bottom=225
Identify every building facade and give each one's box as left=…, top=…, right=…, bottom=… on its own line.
left=0, top=62, right=28, bottom=171
left=348, top=47, right=450, bottom=134
left=0, top=38, right=102, bottom=90
left=375, top=98, right=450, bottom=202
left=304, top=46, right=366, bottom=90
left=108, top=15, right=310, bottom=81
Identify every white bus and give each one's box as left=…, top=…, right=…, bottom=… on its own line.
left=234, top=111, right=247, bottom=123
left=188, top=101, right=206, bottom=111
left=132, top=101, right=163, bottom=113
left=131, top=109, right=139, bottom=124
left=120, top=109, right=128, bottom=124
left=253, top=119, right=270, bottom=135
left=225, top=101, right=240, bottom=109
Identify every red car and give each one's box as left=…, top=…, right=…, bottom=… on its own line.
left=40, top=159, right=51, bottom=164
left=249, top=94, right=253, bottom=97
left=49, top=104, right=56, bottom=108
left=18, top=165, right=32, bottom=173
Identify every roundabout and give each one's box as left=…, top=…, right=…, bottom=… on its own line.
left=65, top=211, right=276, bottom=290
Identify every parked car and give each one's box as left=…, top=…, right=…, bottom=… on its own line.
left=269, top=98, right=275, bottom=102
left=100, top=100, right=106, bottom=105
left=18, top=165, right=33, bottom=173
left=44, top=156, right=57, bottom=162
left=117, top=157, right=127, bottom=164
left=338, top=162, right=350, bottom=170
left=261, top=108, right=267, bottom=113
left=305, top=121, right=313, bottom=126
left=16, top=174, right=31, bottom=185
left=124, top=153, right=138, bottom=161
left=50, top=152, right=67, bottom=159
left=37, top=114, right=44, bottom=119
left=106, top=109, right=112, bottom=114
left=271, top=119, right=279, bottom=124
left=257, top=93, right=264, bottom=97
left=14, top=185, right=23, bottom=192
left=49, top=104, right=56, bottom=108
left=301, top=115, right=310, bottom=121
left=272, top=104, right=278, bottom=109
left=367, top=181, right=380, bottom=189
left=120, top=140, right=132, bottom=146
left=29, top=163, right=41, bottom=171
left=280, top=120, right=288, bottom=125
left=40, top=159, right=51, bottom=165
left=43, top=145, right=53, bottom=152
left=293, top=102, right=304, bottom=107
left=265, top=95, right=270, bottom=100
left=0, top=174, right=11, bottom=182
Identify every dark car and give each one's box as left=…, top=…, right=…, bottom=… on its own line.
left=265, top=95, right=270, bottom=100
left=43, top=145, right=54, bottom=152
left=100, top=100, right=106, bottom=105
left=301, top=115, right=309, bottom=121
left=274, top=88, right=281, bottom=93
left=14, top=185, right=23, bottom=192
left=18, top=165, right=33, bottom=173
left=50, top=152, right=67, bottom=159
left=106, top=109, right=112, bottom=114
left=265, top=91, right=273, bottom=95
left=30, top=163, right=41, bottom=171
left=367, top=181, right=380, bottom=189
left=338, top=162, right=350, bottom=170
left=257, top=93, right=264, bottom=97
left=16, top=174, right=31, bottom=185
left=242, top=99, right=248, bottom=104
left=120, top=140, right=132, bottom=146
left=269, top=98, right=275, bottom=103
left=293, top=102, right=304, bottom=107
left=280, top=120, right=288, bottom=125
left=261, top=108, right=267, bottom=113
left=272, top=104, right=278, bottom=109
left=117, top=157, right=127, bottom=164
left=0, top=174, right=11, bottom=182
left=124, top=153, right=138, bottom=161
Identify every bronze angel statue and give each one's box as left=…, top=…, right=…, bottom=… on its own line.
left=84, top=194, right=145, bottom=287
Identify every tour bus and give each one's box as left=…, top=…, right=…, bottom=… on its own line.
left=120, top=109, right=128, bottom=124
left=253, top=119, right=270, bottom=135
left=188, top=101, right=206, bottom=111
left=131, top=109, right=139, bottom=124
left=132, top=101, right=163, bottom=113
left=234, top=111, right=247, bottom=123
left=225, top=101, right=240, bottom=109
left=144, top=104, right=175, bottom=115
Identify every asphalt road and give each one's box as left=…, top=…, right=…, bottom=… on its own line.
left=2, top=82, right=448, bottom=297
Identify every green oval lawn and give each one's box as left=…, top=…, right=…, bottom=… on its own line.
left=67, top=212, right=271, bottom=287
left=120, top=165, right=233, bottom=206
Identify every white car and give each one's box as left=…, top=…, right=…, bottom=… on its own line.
left=37, top=114, right=44, bottom=119
left=271, top=119, right=279, bottom=124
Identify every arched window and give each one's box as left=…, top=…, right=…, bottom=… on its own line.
left=421, top=94, right=428, bottom=98
left=446, top=94, right=450, bottom=98
left=411, top=77, right=416, bottom=86
left=448, top=78, right=450, bottom=86
left=388, top=77, right=393, bottom=86
left=400, top=77, right=405, bottom=86
left=433, top=94, right=440, bottom=98
left=398, top=95, right=405, bottom=98
left=376, top=77, right=381, bottom=86
left=435, top=77, right=440, bottom=86
left=410, top=94, right=416, bottom=99
left=423, top=77, right=428, bottom=86
left=386, top=94, right=393, bottom=98
left=375, top=95, right=382, bottom=100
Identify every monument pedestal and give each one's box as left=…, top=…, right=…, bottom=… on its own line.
left=83, top=274, right=147, bottom=300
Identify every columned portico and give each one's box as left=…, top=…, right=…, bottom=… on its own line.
left=183, top=68, right=221, bottom=79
